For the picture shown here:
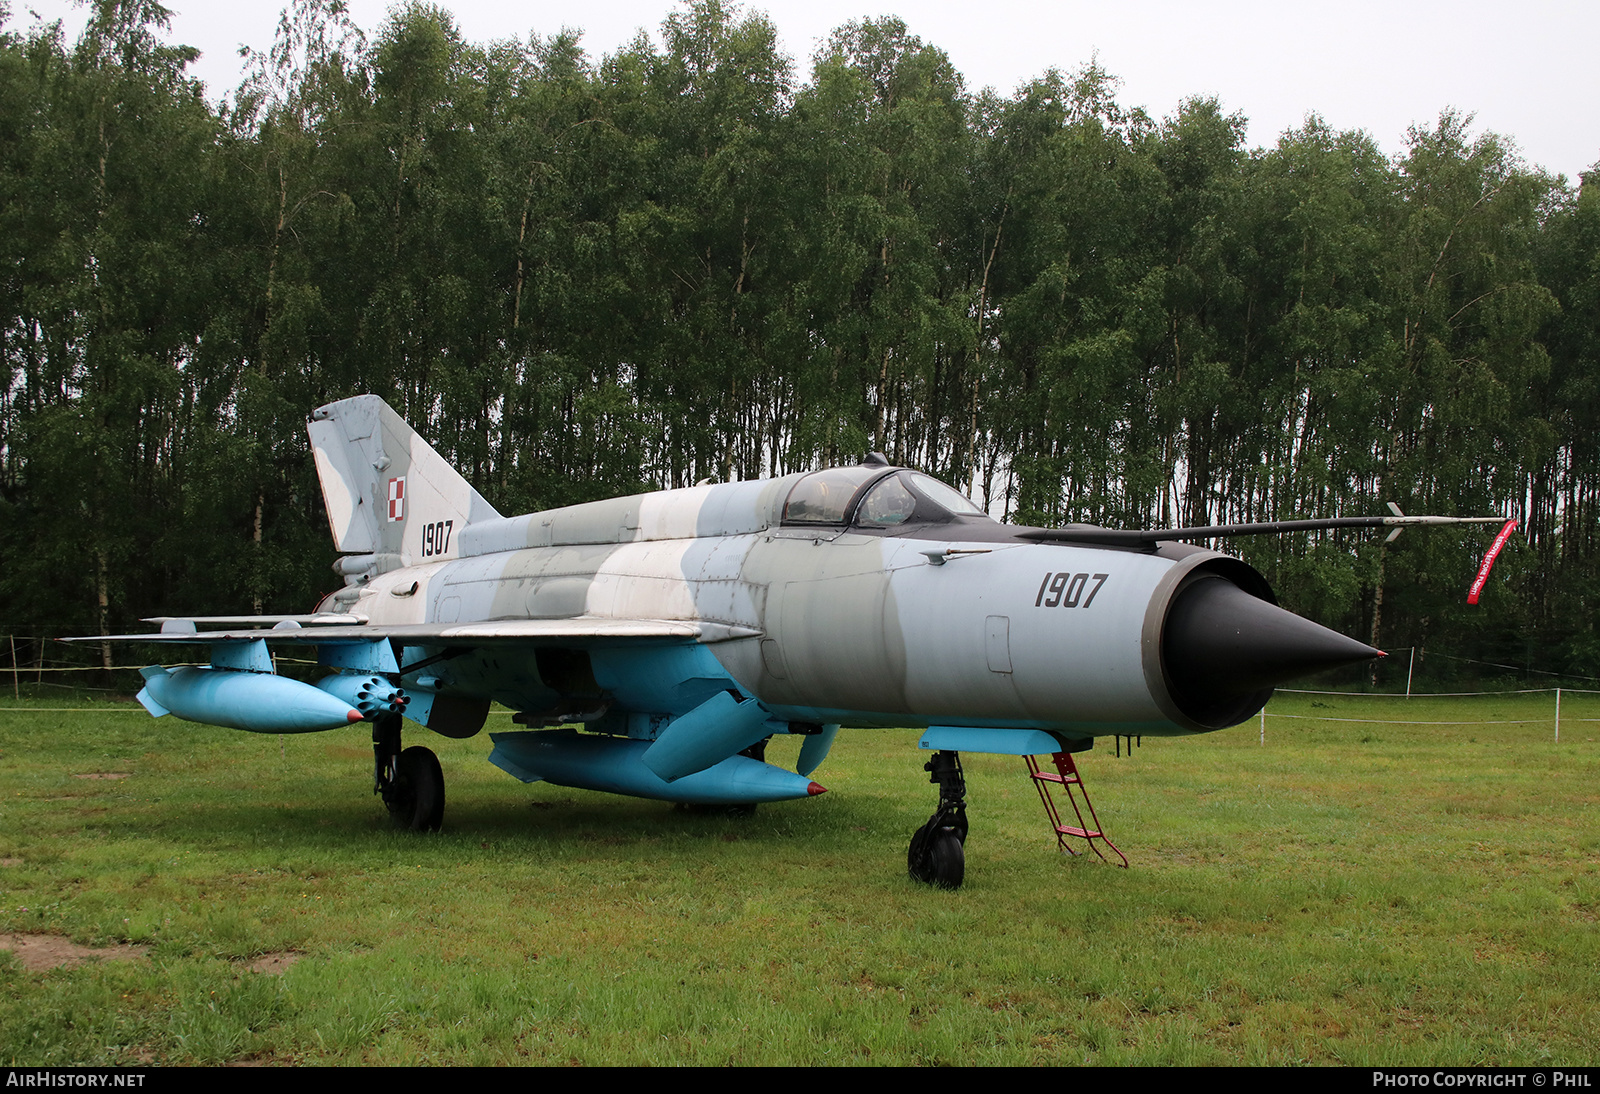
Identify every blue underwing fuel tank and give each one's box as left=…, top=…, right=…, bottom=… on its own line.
left=488, top=729, right=826, bottom=805
left=138, top=666, right=364, bottom=733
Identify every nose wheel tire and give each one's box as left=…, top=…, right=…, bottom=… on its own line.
left=908, top=750, right=968, bottom=889
left=927, top=832, right=964, bottom=889
left=384, top=745, right=445, bottom=832
left=908, top=829, right=965, bottom=889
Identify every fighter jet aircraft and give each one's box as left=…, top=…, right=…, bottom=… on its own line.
left=74, top=395, right=1503, bottom=888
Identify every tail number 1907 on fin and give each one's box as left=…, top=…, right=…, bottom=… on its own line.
left=421, top=520, right=454, bottom=558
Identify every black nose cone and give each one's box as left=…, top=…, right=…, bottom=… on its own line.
left=1162, top=575, right=1383, bottom=728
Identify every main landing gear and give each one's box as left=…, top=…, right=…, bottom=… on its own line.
left=908, top=750, right=967, bottom=889
left=373, top=713, right=444, bottom=831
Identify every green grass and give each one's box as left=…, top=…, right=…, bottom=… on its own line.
left=1, top=689, right=1597, bottom=1065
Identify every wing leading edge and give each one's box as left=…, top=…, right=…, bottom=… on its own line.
left=66, top=616, right=760, bottom=646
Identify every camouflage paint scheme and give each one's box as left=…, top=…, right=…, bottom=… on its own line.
left=304, top=396, right=1240, bottom=747
left=85, top=393, right=1360, bottom=819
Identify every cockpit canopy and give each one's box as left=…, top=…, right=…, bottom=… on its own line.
left=781, top=466, right=988, bottom=528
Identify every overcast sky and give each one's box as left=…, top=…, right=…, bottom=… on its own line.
left=13, top=0, right=1599, bottom=182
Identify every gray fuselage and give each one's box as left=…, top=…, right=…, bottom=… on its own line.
left=321, top=469, right=1248, bottom=738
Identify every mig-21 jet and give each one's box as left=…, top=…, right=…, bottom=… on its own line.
left=73, top=395, right=1503, bottom=888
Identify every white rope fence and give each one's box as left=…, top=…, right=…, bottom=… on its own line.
left=1267, top=684, right=1600, bottom=741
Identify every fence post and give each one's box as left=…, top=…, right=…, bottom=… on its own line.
left=9, top=635, right=17, bottom=700
left=1406, top=647, right=1416, bottom=697
left=1555, top=687, right=1561, bottom=743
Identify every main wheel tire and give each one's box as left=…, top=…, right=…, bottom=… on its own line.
left=385, top=746, right=444, bottom=832
left=928, top=832, right=964, bottom=890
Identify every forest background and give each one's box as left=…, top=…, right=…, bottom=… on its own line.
left=2, top=0, right=1597, bottom=686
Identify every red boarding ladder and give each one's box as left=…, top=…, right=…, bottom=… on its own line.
left=1025, top=751, right=1128, bottom=867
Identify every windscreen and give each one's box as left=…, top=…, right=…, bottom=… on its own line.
left=904, top=472, right=985, bottom=516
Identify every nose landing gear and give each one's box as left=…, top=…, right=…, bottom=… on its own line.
left=908, top=749, right=967, bottom=889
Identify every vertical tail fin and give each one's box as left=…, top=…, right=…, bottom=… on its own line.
left=307, top=395, right=500, bottom=567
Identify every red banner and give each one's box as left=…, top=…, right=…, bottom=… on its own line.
left=1467, top=519, right=1518, bottom=604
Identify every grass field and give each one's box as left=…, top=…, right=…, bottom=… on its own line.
left=1, top=688, right=1597, bottom=1065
